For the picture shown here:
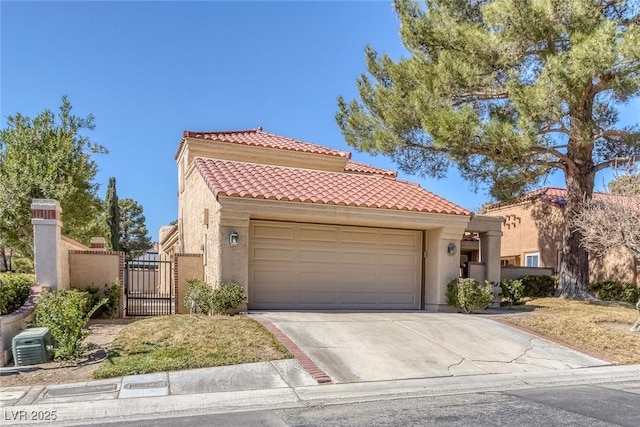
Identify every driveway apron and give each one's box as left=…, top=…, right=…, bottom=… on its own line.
left=257, top=312, right=609, bottom=383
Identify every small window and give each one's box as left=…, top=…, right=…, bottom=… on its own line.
left=525, top=252, right=540, bottom=267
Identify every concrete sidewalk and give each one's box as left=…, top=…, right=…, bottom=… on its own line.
left=1, top=362, right=639, bottom=426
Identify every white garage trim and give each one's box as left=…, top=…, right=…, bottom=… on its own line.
left=248, top=220, right=422, bottom=310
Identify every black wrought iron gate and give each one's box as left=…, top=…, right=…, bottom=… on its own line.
left=124, top=259, right=173, bottom=316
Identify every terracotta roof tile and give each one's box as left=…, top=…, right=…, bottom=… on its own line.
left=482, top=187, right=609, bottom=211
left=195, top=158, right=471, bottom=216
left=344, top=160, right=397, bottom=177
left=179, top=128, right=350, bottom=159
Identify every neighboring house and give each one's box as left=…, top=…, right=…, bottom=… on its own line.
left=160, top=128, right=503, bottom=311
left=482, top=187, right=639, bottom=286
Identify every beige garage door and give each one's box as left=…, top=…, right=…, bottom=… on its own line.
left=248, top=220, right=422, bottom=310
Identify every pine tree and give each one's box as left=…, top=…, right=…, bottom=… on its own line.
left=119, top=198, right=152, bottom=260
left=337, top=0, right=640, bottom=298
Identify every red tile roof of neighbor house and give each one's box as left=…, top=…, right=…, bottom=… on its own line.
left=194, top=158, right=472, bottom=215
left=179, top=128, right=351, bottom=159
left=482, top=187, right=610, bottom=211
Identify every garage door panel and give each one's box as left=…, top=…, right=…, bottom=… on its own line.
left=381, top=231, right=421, bottom=247
left=249, top=221, right=421, bottom=310
left=381, top=252, right=420, bottom=267
left=252, top=247, right=295, bottom=262
left=298, top=249, right=338, bottom=263
left=252, top=223, right=295, bottom=240
left=380, top=292, right=417, bottom=304
left=341, top=251, right=378, bottom=265
left=299, top=226, right=338, bottom=243
left=298, top=271, right=338, bottom=285
left=340, top=272, right=377, bottom=286
left=252, top=269, right=293, bottom=283
left=341, top=292, right=378, bottom=304
left=340, top=229, right=379, bottom=245
left=297, top=291, right=337, bottom=304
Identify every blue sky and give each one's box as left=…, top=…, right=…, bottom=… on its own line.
left=2, top=1, right=638, bottom=241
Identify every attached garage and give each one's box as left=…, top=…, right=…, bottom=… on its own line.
left=172, top=128, right=493, bottom=313
left=248, top=220, right=423, bottom=310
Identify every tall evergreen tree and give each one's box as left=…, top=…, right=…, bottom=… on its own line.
left=0, top=97, right=107, bottom=257
left=119, top=198, right=152, bottom=260
left=105, top=177, right=120, bottom=251
left=337, top=0, right=640, bottom=298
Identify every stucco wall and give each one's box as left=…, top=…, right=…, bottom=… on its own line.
left=487, top=200, right=638, bottom=286
left=486, top=200, right=563, bottom=270
left=69, top=251, right=124, bottom=290
left=591, top=246, right=638, bottom=286
left=179, top=165, right=221, bottom=284
left=174, top=254, right=204, bottom=314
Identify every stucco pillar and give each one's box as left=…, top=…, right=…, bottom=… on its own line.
left=424, top=227, right=467, bottom=311
left=31, top=199, right=64, bottom=291
left=218, top=212, right=250, bottom=292
left=480, top=230, right=503, bottom=306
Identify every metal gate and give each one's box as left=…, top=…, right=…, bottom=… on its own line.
left=124, top=259, right=173, bottom=316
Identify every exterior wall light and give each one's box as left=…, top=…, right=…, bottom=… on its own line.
left=447, top=243, right=457, bottom=256
left=229, top=231, right=239, bottom=246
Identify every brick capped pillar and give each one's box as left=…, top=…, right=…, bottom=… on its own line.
left=31, top=199, right=64, bottom=290
left=90, top=237, right=107, bottom=249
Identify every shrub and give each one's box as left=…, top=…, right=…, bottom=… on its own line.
left=591, top=281, right=640, bottom=303
left=0, top=273, right=34, bottom=315
left=84, top=281, right=122, bottom=318
left=184, top=279, right=214, bottom=314
left=520, top=275, right=557, bottom=297
left=446, top=278, right=494, bottom=313
left=500, top=279, right=524, bottom=305
left=211, top=282, right=246, bottom=314
left=35, top=289, right=106, bottom=360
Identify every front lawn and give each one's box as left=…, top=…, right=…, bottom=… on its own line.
left=93, top=314, right=291, bottom=379
left=501, top=298, right=640, bottom=364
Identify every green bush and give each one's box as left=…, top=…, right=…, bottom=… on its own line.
left=446, top=278, right=494, bottom=313
left=520, top=275, right=557, bottom=297
left=211, top=282, right=246, bottom=314
left=184, top=280, right=246, bottom=315
left=184, top=279, right=215, bottom=314
left=500, top=279, right=524, bottom=305
left=0, top=273, right=34, bottom=315
left=86, top=281, right=122, bottom=318
left=35, top=289, right=106, bottom=360
left=591, top=281, right=640, bottom=303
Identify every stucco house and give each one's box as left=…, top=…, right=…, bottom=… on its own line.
left=159, top=128, right=502, bottom=311
left=482, top=187, right=639, bottom=286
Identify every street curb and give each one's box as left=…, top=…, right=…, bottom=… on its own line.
left=1, top=365, right=639, bottom=426
left=249, top=314, right=332, bottom=384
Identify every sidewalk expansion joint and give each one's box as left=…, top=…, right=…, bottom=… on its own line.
left=250, top=314, right=332, bottom=384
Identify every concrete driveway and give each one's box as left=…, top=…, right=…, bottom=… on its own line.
left=258, top=312, right=609, bottom=383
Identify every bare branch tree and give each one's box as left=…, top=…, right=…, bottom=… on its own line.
left=572, top=193, right=640, bottom=331
left=572, top=195, right=640, bottom=258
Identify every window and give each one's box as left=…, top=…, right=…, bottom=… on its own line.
left=525, top=252, right=540, bottom=267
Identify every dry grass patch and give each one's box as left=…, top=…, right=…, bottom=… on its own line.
left=93, top=314, right=291, bottom=379
left=502, top=298, right=640, bottom=364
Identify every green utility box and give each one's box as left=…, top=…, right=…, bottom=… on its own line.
left=12, top=327, right=54, bottom=366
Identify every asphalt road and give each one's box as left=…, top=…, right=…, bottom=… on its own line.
left=90, top=381, right=640, bottom=427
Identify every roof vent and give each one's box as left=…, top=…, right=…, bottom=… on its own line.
left=256, top=126, right=263, bottom=131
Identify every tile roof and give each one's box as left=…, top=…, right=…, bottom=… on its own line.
left=178, top=128, right=350, bottom=159
left=483, top=187, right=609, bottom=211
left=194, top=158, right=471, bottom=215
left=344, top=160, right=397, bottom=177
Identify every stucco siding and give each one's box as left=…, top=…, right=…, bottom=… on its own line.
left=179, top=167, right=221, bottom=284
